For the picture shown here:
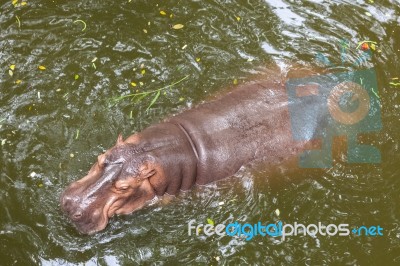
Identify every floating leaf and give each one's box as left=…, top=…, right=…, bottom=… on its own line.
left=365, top=12, right=372, bottom=16
left=12, top=0, right=18, bottom=6
left=73, top=20, right=87, bottom=31
left=169, top=14, right=173, bottom=19
left=16, top=16, right=21, bottom=28
left=91, top=57, right=97, bottom=63
left=236, top=16, right=241, bottom=21
left=160, top=10, right=167, bottom=15
left=195, top=57, right=201, bottom=62
left=8, top=70, right=13, bottom=77
left=139, top=81, right=144, bottom=86
left=207, top=218, right=214, bottom=226
left=74, top=74, right=79, bottom=80
left=182, top=44, right=187, bottom=49
left=38, top=65, right=46, bottom=70
left=275, top=209, right=280, bottom=216
left=15, top=80, right=22, bottom=84
left=143, top=29, right=147, bottom=33
left=233, top=78, right=238, bottom=85
left=21, top=1, right=27, bottom=6
left=172, top=24, right=184, bottom=30
left=371, top=88, right=379, bottom=98
left=370, top=43, right=376, bottom=51
left=361, top=42, right=369, bottom=51
left=146, top=90, right=160, bottom=111
left=130, top=82, right=137, bottom=87
left=141, top=69, right=146, bottom=75
left=10, top=64, right=15, bottom=70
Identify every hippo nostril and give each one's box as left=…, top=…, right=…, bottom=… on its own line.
left=72, top=212, right=82, bottom=220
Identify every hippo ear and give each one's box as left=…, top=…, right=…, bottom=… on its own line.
left=116, top=134, right=124, bottom=146
left=139, top=162, right=156, bottom=179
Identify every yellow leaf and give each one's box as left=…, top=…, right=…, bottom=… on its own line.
left=10, top=64, right=15, bottom=70
left=233, top=79, right=238, bottom=85
left=370, top=43, right=376, bottom=51
left=74, top=74, right=79, bottom=80
left=143, top=29, right=147, bottom=33
left=15, top=80, right=22, bottom=84
left=8, top=70, right=13, bottom=77
left=130, top=82, right=137, bottom=87
left=12, top=0, right=18, bottom=6
left=21, top=1, right=27, bottom=5
left=38, top=65, right=46, bottom=70
left=172, top=24, right=184, bottom=30
left=169, top=14, right=173, bottom=19
left=236, top=16, right=241, bottom=21
left=139, top=81, right=144, bottom=86
left=160, top=10, right=167, bottom=15
left=141, top=69, right=146, bottom=75
left=196, top=57, right=201, bottom=62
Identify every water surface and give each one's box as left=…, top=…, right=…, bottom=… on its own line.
left=1, top=0, right=399, bottom=265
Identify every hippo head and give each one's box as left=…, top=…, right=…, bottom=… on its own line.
left=60, top=135, right=159, bottom=234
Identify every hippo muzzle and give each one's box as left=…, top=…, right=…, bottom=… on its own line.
left=61, top=136, right=159, bottom=234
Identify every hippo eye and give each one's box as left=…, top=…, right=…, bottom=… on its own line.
left=114, top=181, right=129, bottom=191
left=117, top=185, right=129, bottom=192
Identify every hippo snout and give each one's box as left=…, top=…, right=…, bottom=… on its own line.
left=60, top=182, right=109, bottom=234
left=61, top=194, right=83, bottom=221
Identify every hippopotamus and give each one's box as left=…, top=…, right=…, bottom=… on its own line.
left=60, top=67, right=379, bottom=234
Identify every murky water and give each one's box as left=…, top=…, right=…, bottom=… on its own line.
left=1, top=0, right=399, bottom=265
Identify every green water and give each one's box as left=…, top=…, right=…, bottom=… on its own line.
left=1, top=0, right=399, bottom=265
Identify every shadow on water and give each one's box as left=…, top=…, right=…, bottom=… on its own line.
left=0, top=0, right=399, bottom=264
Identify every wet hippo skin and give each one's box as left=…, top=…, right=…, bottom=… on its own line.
left=60, top=70, right=322, bottom=234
